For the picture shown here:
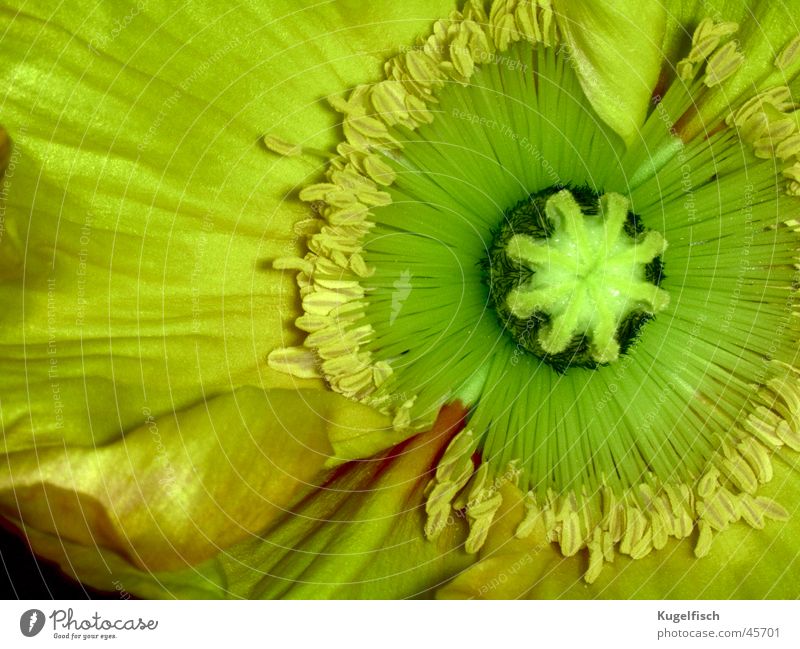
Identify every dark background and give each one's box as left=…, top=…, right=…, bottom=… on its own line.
left=0, top=524, right=114, bottom=599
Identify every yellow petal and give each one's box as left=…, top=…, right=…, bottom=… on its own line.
left=437, top=483, right=562, bottom=599
left=1, top=2, right=458, bottom=598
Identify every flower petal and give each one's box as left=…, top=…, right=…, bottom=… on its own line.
left=555, top=0, right=667, bottom=145
left=2, top=520, right=225, bottom=599
left=0, top=387, right=401, bottom=588
left=217, top=403, right=476, bottom=599
left=0, top=0, right=452, bottom=450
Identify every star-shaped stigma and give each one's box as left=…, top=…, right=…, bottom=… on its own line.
left=506, top=190, right=670, bottom=364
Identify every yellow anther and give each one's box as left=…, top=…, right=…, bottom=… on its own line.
left=464, top=0, right=489, bottom=24
left=619, top=507, right=647, bottom=556
left=463, top=19, right=491, bottom=60
left=437, top=430, right=477, bottom=482
left=754, top=496, right=789, bottom=521
left=371, top=81, right=411, bottom=125
left=347, top=115, right=391, bottom=140
left=679, top=19, right=739, bottom=81
left=677, top=59, right=698, bottom=82
left=744, top=406, right=784, bottom=447
left=514, top=1, right=539, bottom=43
left=464, top=464, right=504, bottom=553
left=776, top=133, right=800, bottom=160
left=326, top=204, right=370, bottom=226
left=585, top=529, right=605, bottom=584
left=371, top=360, right=392, bottom=387
left=784, top=162, right=800, bottom=183
left=392, top=397, right=416, bottom=430
left=295, top=313, right=331, bottom=334
left=405, top=50, right=444, bottom=89
left=273, top=256, right=314, bottom=274
left=721, top=455, right=758, bottom=494
left=299, top=183, right=336, bottom=203
left=698, top=489, right=737, bottom=531
left=690, top=19, right=738, bottom=61
left=737, top=437, right=774, bottom=483
left=776, top=419, right=800, bottom=451
left=493, top=13, right=518, bottom=51
left=449, top=29, right=475, bottom=78
left=560, top=510, right=584, bottom=557
left=602, top=530, right=616, bottom=563
left=362, top=155, right=397, bottom=186
left=302, top=290, right=352, bottom=316
left=349, top=253, right=372, bottom=278
left=737, top=111, right=769, bottom=142
left=516, top=491, right=544, bottom=539
left=607, top=502, right=626, bottom=541
left=650, top=513, right=669, bottom=551
left=629, top=526, right=655, bottom=560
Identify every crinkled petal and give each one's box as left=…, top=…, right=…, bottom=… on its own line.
left=3, top=520, right=226, bottom=599
left=555, top=0, right=667, bottom=145
left=0, top=0, right=455, bottom=594
left=0, top=0, right=452, bottom=450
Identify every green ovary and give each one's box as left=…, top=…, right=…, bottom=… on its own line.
left=503, top=190, right=669, bottom=365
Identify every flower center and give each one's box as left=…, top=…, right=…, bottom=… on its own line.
left=268, top=4, right=800, bottom=587
left=486, top=188, right=668, bottom=370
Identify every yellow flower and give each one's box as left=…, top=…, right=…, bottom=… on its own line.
left=1, top=0, right=799, bottom=599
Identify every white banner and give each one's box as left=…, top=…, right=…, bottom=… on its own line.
left=0, top=600, right=798, bottom=648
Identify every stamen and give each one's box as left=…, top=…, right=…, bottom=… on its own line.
left=266, top=346, right=321, bottom=379
left=704, top=41, right=744, bottom=87
left=424, top=429, right=477, bottom=539
left=724, top=82, right=800, bottom=194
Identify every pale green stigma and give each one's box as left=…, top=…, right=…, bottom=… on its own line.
left=488, top=189, right=668, bottom=369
